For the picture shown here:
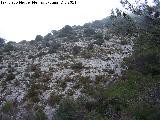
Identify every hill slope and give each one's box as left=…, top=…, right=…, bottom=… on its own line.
left=0, top=19, right=134, bottom=119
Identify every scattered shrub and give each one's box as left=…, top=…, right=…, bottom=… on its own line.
left=48, top=93, right=62, bottom=106
left=31, top=71, right=41, bottom=79
left=95, top=75, right=106, bottom=84
left=14, top=63, right=18, bottom=67
left=108, top=69, right=115, bottom=74
left=120, top=40, right=128, bottom=45
left=31, top=64, right=38, bottom=71
left=14, top=79, right=20, bottom=86
left=8, top=63, right=11, bottom=68
left=41, top=73, right=51, bottom=82
left=1, top=101, right=13, bottom=113
left=84, top=28, right=96, bottom=37
left=0, top=73, right=5, bottom=79
left=48, top=42, right=61, bottom=54
left=104, top=35, right=110, bottom=40
left=93, top=39, right=104, bottom=46
left=78, top=76, right=91, bottom=86
left=81, top=50, right=93, bottom=59
left=36, top=52, right=47, bottom=57
left=71, top=62, right=83, bottom=70
left=66, top=89, right=75, bottom=96
left=35, top=107, right=47, bottom=120
left=5, top=73, right=15, bottom=81
left=84, top=111, right=107, bottom=120
left=81, top=84, right=95, bottom=96
left=56, top=80, right=67, bottom=90
left=87, top=43, right=94, bottom=50
left=54, top=98, right=82, bottom=120
left=28, top=55, right=34, bottom=59
left=94, top=33, right=103, bottom=40
left=30, top=65, right=41, bottom=78
left=26, top=83, right=40, bottom=103
left=72, top=46, right=81, bottom=55
left=7, top=67, right=15, bottom=73
left=0, top=55, right=3, bottom=62
left=24, top=72, right=30, bottom=78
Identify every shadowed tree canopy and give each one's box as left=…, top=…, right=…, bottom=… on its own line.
left=58, top=25, right=76, bottom=37
left=0, top=37, right=5, bottom=47
left=84, top=28, right=96, bottom=37
left=3, top=41, right=15, bottom=52
left=35, top=35, right=43, bottom=41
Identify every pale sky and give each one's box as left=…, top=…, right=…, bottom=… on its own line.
left=0, top=0, right=153, bottom=42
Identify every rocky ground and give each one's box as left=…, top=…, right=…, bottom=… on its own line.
left=0, top=23, right=134, bottom=120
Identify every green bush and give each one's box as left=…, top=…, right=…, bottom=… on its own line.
left=43, top=33, right=53, bottom=41
left=36, top=52, right=47, bottom=57
left=5, top=73, right=15, bottom=81
left=35, top=108, right=47, bottom=120
left=31, top=71, right=41, bottom=79
left=120, top=40, right=128, bottom=45
left=72, top=46, right=81, bottom=55
left=87, top=43, right=94, bottom=50
left=26, top=83, right=40, bottom=103
left=28, top=55, right=34, bottom=59
left=0, top=37, right=5, bottom=47
left=95, top=75, right=106, bottom=84
left=78, top=76, right=91, bottom=85
left=14, top=63, right=18, bottom=67
left=84, top=111, right=108, bottom=120
left=58, top=25, right=76, bottom=38
left=31, top=64, right=38, bottom=71
left=7, top=67, right=15, bottom=73
left=1, top=101, right=13, bottom=113
left=104, top=35, right=110, bottom=40
left=71, top=62, right=83, bottom=70
left=0, top=55, right=3, bottom=62
left=35, top=35, right=43, bottom=41
left=3, top=42, right=14, bottom=52
left=127, top=103, right=160, bottom=120
left=8, top=63, right=11, bottom=68
left=41, top=73, right=51, bottom=82
left=84, top=28, right=96, bottom=37
left=53, top=93, right=127, bottom=120
left=93, top=39, right=104, bottom=46
left=66, top=89, right=75, bottom=96
left=48, top=93, right=62, bottom=106
left=30, top=64, right=41, bottom=78
left=94, top=33, right=103, bottom=40
left=48, top=42, right=61, bottom=54
left=81, top=51, right=92, bottom=59
left=24, top=72, right=30, bottom=78
left=56, top=80, right=67, bottom=90
left=54, top=98, right=82, bottom=120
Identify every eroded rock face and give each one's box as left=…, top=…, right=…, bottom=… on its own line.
left=0, top=24, right=134, bottom=119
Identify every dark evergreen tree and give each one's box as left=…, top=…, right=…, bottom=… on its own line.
left=35, top=35, right=43, bottom=41
left=0, top=37, right=5, bottom=47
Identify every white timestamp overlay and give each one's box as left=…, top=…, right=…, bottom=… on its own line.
left=0, top=0, right=77, bottom=5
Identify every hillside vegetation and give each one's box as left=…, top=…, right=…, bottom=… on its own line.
left=0, top=0, right=160, bottom=120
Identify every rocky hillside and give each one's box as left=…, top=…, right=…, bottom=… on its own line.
left=0, top=20, right=135, bottom=119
